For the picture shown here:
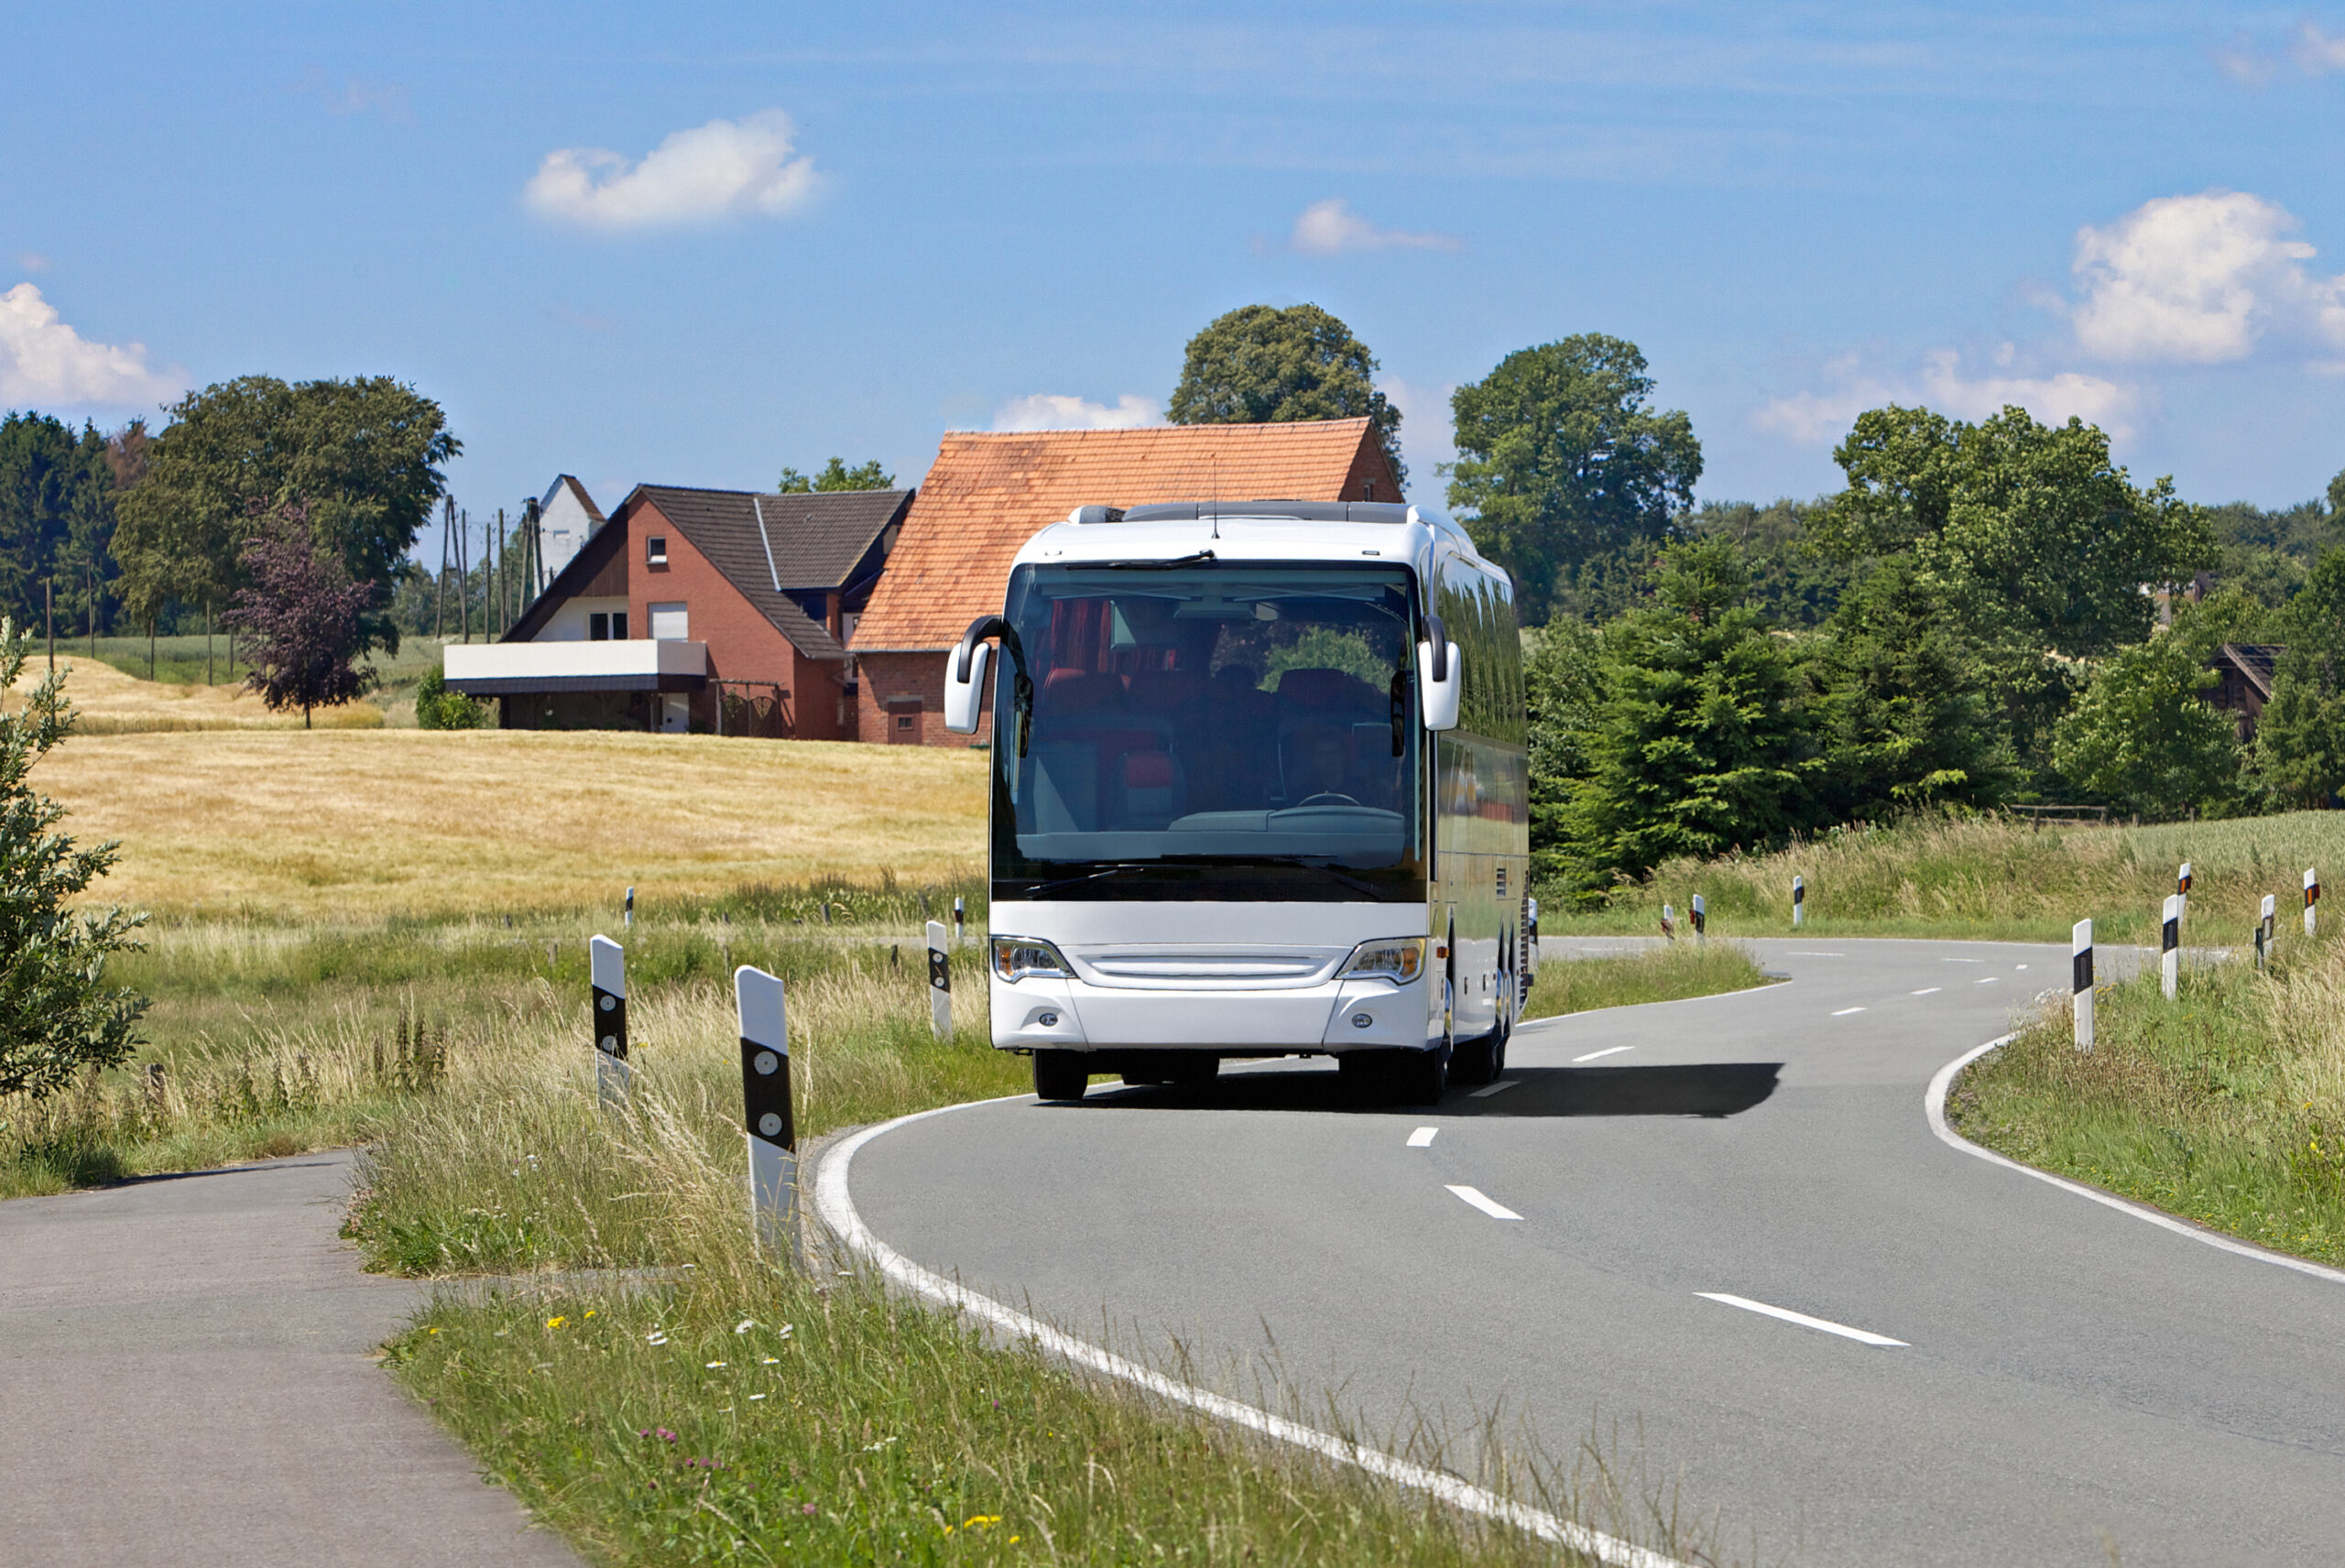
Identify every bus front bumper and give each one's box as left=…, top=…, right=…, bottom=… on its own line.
left=991, top=972, right=1434, bottom=1054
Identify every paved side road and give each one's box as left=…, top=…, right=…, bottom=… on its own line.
left=0, top=1151, right=577, bottom=1568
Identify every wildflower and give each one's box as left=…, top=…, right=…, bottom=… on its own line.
left=427, top=1327, right=440, bottom=1335
left=584, top=1310, right=596, bottom=1319
left=735, top=1319, right=756, bottom=1334
left=802, top=1503, right=817, bottom=1517
left=760, top=1356, right=780, bottom=1366
left=749, top=1394, right=768, bottom=1402
left=965, top=1516, right=1002, bottom=1530
left=546, top=1316, right=567, bottom=1330
left=705, top=1361, right=727, bottom=1369
left=646, top=1331, right=669, bottom=1345
left=780, top=1323, right=793, bottom=1339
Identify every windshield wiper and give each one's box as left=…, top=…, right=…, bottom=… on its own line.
left=1017, top=864, right=1161, bottom=898
left=1095, top=550, right=1216, bottom=571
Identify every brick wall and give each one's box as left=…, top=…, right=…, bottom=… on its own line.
left=856, top=649, right=992, bottom=749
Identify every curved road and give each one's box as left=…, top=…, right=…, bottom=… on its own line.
left=840, top=939, right=2345, bottom=1566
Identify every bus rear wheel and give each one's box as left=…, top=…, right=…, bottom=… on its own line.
left=1033, top=1051, right=1090, bottom=1102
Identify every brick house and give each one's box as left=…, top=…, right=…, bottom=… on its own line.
left=2209, top=642, right=2282, bottom=741
left=847, top=419, right=1402, bottom=746
left=445, top=484, right=910, bottom=737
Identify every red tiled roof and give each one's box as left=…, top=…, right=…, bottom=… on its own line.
left=850, top=419, right=1397, bottom=650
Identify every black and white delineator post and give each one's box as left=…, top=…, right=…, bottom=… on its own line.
left=1792, top=875, right=1805, bottom=929
left=589, top=935, right=630, bottom=1105
left=2176, top=862, right=2191, bottom=925
left=952, top=896, right=965, bottom=949
left=2306, top=866, right=2320, bottom=939
left=735, top=965, right=794, bottom=1257
left=624, top=886, right=634, bottom=931
left=2071, top=919, right=2094, bottom=1052
left=925, top=919, right=952, bottom=1039
left=1661, top=902, right=1676, bottom=940
left=2258, top=893, right=2277, bottom=968
left=1691, top=893, right=1707, bottom=941
left=2160, top=894, right=2180, bottom=1001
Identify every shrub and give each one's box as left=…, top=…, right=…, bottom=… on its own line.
left=415, top=666, right=487, bottom=730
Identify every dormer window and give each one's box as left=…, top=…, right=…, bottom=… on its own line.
left=646, top=535, right=668, bottom=566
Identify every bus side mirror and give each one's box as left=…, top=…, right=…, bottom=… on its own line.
left=943, top=641, right=989, bottom=735
left=1418, top=638, right=1461, bottom=732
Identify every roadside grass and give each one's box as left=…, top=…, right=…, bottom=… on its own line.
left=1522, top=939, right=1776, bottom=1021
left=1546, top=811, right=2345, bottom=946
left=7, top=648, right=388, bottom=732
left=1946, top=932, right=2345, bottom=1269
left=31, top=726, right=987, bottom=919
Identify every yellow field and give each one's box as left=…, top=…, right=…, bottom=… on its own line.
left=9, top=655, right=386, bottom=731
left=37, top=728, right=989, bottom=918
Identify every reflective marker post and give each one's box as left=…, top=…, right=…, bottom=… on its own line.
left=2176, top=862, right=2191, bottom=928
left=624, top=886, right=634, bottom=931
left=926, top=919, right=952, bottom=1039
left=1661, top=902, right=1676, bottom=941
left=736, top=965, right=794, bottom=1258
left=1792, top=875, right=1805, bottom=929
left=2072, top=919, right=2094, bottom=1052
left=590, top=935, right=630, bottom=1105
left=2306, top=866, right=2320, bottom=939
left=2161, top=894, right=2180, bottom=1001
left=2258, top=894, right=2276, bottom=968
left=952, top=896, right=965, bottom=949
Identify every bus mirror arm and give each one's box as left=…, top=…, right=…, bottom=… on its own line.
left=1418, top=623, right=1462, bottom=733
left=945, top=615, right=1033, bottom=753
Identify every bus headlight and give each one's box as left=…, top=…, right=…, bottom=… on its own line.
left=992, top=936, right=1071, bottom=983
left=1338, top=938, right=1424, bottom=985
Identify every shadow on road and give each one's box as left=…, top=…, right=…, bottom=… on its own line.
left=1053, top=1062, right=1782, bottom=1119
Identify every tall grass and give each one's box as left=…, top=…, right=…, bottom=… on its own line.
left=1947, top=931, right=2345, bottom=1267
left=1561, top=810, right=2345, bottom=944
left=1522, top=940, right=1774, bottom=1021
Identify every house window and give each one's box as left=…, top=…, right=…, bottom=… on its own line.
left=611, top=611, right=628, bottom=638
left=589, top=613, right=608, bottom=641
left=646, top=535, right=669, bottom=566
left=649, top=602, right=689, bottom=640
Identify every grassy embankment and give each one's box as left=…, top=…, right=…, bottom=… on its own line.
left=5, top=707, right=1734, bottom=1566
left=1553, top=810, right=2345, bottom=946
left=1947, top=929, right=2345, bottom=1269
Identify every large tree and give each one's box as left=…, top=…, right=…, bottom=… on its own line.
left=2249, top=546, right=2345, bottom=809
left=1445, top=335, right=1702, bottom=626
left=1169, top=304, right=1404, bottom=488
left=0, top=621, right=147, bottom=1102
left=0, top=413, right=121, bottom=634
left=2052, top=637, right=2242, bottom=820
left=112, top=376, right=458, bottom=653
left=1556, top=539, right=1816, bottom=898
left=778, top=457, right=893, bottom=493
left=1815, top=404, right=2216, bottom=658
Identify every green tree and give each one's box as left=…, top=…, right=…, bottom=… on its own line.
left=1816, top=404, right=2216, bottom=658
left=0, top=622, right=147, bottom=1102
left=2052, top=637, right=2242, bottom=820
left=1168, top=304, right=1404, bottom=489
left=2249, top=546, right=2345, bottom=808
left=1445, top=335, right=1702, bottom=626
left=0, top=413, right=120, bottom=633
left=1807, top=558, right=2008, bottom=821
left=112, top=376, right=459, bottom=654
left=778, top=457, right=894, bottom=493
left=1686, top=497, right=1852, bottom=629
left=1522, top=619, right=1604, bottom=889
left=1555, top=539, right=1815, bottom=898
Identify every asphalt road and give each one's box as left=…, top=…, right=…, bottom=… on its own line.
left=0, top=1150, right=576, bottom=1568
left=839, top=939, right=2345, bottom=1567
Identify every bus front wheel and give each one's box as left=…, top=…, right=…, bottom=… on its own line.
left=1033, top=1051, right=1090, bottom=1102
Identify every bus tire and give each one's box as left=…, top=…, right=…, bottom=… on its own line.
left=1166, top=1051, right=1219, bottom=1087
left=1451, top=1030, right=1496, bottom=1085
left=1033, top=1051, right=1090, bottom=1102
left=1397, top=1048, right=1448, bottom=1105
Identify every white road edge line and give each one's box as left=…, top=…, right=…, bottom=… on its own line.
left=1469, top=1079, right=1521, bottom=1098
left=1446, top=1184, right=1524, bottom=1220
left=1694, top=1292, right=1907, bottom=1346
left=1831, top=1007, right=1866, bottom=1016
left=1407, top=1127, right=1438, bottom=1148
left=1573, top=1045, right=1634, bottom=1063
left=1927, top=1038, right=2345, bottom=1287
left=1910, top=987, right=1941, bottom=996
left=813, top=1103, right=1685, bottom=1568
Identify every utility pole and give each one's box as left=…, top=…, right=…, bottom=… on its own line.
left=496, top=507, right=507, bottom=638
left=459, top=509, right=472, bottom=644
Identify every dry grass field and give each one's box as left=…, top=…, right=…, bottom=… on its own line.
left=6, top=653, right=387, bottom=731
left=37, top=727, right=989, bottom=918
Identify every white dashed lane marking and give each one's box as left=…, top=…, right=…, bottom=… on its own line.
left=1832, top=1007, right=1867, bottom=1016
left=1446, top=1185, right=1523, bottom=1221
left=1406, top=1127, right=1437, bottom=1148
left=1977, top=976, right=2000, bottom=985
left=1911, top=987, right=1942, bottom=996
left=1573, top=1045, right=1634, bottom=1062
left=1695, top=1292, right=1909, bottom=1346
left=1469, top=1079, right=1521, bottom=1098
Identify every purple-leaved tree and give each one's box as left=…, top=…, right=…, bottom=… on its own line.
left=223, top=497, right=377, bottom=728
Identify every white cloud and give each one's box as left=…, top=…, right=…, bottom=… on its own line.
left=2070, top=191, right=2345, bottom=363
left=1290, top=198, right=1460, bottom=256
left=0, top=283, right=182, bottom=407
left=524, top=111, right=819, bottom=230
left=2295, top=23, right=2345, bottom=73
left=17, top=252, right=49, bottom=274
left=1754, top=348, right=2136, bottom=445
left=990, top=393, right=1164, bottom=431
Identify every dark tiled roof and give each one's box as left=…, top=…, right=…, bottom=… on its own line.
left=633, top=485, right=913, bottom=663
left=2219, top=642, right=2283, bottom=699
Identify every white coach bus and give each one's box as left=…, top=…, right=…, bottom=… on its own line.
left=943, top=500, right=1531, bottom=1105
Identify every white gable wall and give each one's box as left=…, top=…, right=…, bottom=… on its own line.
left=538, top=481, right=602, bottom=580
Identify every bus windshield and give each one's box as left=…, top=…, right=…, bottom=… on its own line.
left=991, top=562, right=1423, bottom=901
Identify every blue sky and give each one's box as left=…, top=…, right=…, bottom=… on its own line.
left=5, top=4, right=2342, bottom=568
